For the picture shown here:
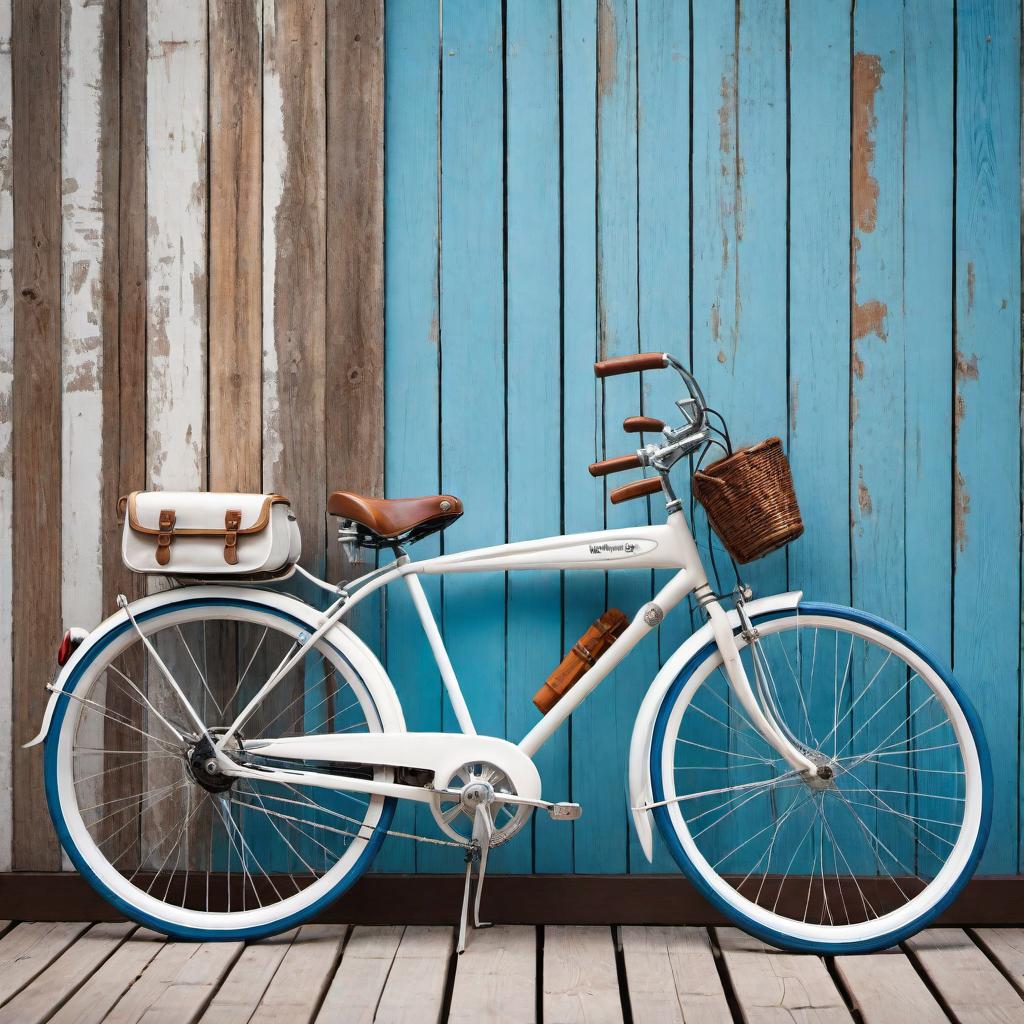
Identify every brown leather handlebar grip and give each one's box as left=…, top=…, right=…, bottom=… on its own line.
left=588, top=453, right=642, bottom=477
left=623, top=415, right=665, bottom=434
left=609, top=477, right=663, bottom=504
left=594, top=352, right=668, bottom=378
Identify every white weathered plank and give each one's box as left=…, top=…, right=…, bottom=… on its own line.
left=0, top=922, right=133, bottom=1024
left=0, top=921, right=91, bottom=1006
left=716, top=927, right=852, bottom=1024
left=0, top=0, right=13, bottom=875
left=60, top=0, right=107, bottom=875
left=447, top=925, right=536, bottom=1024
left=197, top=929, right=297, bottom=1024
left=543, top=925, right=623, bottom=1024
left=372, top=926, right=454, bottom=1024
left=620, top=926, right=731, bottom=1024
left=145, top=0, right=207, bottom=492
left=60, top=0, right=105, bottom=630
left=102, top=938, right=242, bottom=1024
left=834, top=952, right=946, bottom=1024
left=260, top=0, right=286, bottom=485
left=248, top=924, right=346, bottom=1024
left=906, top=928, right=1024, bottom=1024
left=48, top=928, right=165, bottom=1024
left=314, top=925, right=404, bottom=1024
left=970, top=928, right=1024, bottom=998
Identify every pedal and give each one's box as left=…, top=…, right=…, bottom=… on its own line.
left=548, top=802, right=582, bottom=821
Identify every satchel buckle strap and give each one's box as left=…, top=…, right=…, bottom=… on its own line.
left=224, top=509, right=242, bottom=565
left=156, top=509, right=176, bottom=566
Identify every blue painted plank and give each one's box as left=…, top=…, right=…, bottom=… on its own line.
left=904, top=0, right=954, bottom=878
left=439, top=0, right=507, bottom=745
left=953, top=0, right=1021, bottom=874
left=500, top=0, right=564, bottom=874
left=573, top=0, right=650, bottom=875
left=382, top=0, right=443, bottom=873
left=636, top=0, right=691, bottom=873
left=849, top=0, right=908, bottom=875
left=786, top=0, right=851, bottom=874
left=560, top=0, right=606, bottom=875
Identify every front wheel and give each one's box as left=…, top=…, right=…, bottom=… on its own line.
left=650, top=602, right=991, bottom=953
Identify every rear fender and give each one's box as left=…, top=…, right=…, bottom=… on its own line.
left=25, top=585, right=405, bottom=748
left=627, top=591, right=802, bottom=861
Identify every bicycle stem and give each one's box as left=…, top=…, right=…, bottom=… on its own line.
left=702, top=596, right=818, bottom=776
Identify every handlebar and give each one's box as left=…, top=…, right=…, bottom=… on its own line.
left=593, top=352, right=669, bottom=377
left=609, top=477, right=663, bottom=504
left=588, top=453, right=642, bottom=477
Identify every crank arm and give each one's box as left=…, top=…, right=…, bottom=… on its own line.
left=435, top=787, right=582, bottom=821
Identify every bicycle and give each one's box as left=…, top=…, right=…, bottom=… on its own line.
left=30, top=352, right=991, bottom=953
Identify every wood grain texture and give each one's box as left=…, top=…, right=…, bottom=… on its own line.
left=101, top=938, right=243, bottom=1024
left=834, top=952, right=947, bottom=1024
left=0, top=0, right=12, bottom=875
left=620, top=926, right=732, bottom=1024
left=370, top=925, right=454, bottom=1024
left=447, top=925, right=536, bottom=1024
left=209, top=0, right=262, bottom=494
left=145, top=0, right=207, bottom=493
left=11, top=0, right=62, bottom=871
left=47, top=929, right=165, bottom=1024
left=262, top=0, right=327, bottom=578
left=970, top=927, right=1024, bottom=998
left=0, top=922, right=133, bottom=1024
left=314, top=925, right=404, bottom=1023
left=381, top=0, right=439, bottom=874
left=197, top=929, right=297, bottom=1024
left=247, top=924, right=346, bottom=1024
left=716, top=927, right=852, bottom=1024
left=0, top=921, right=91, bottom=1006
left=325, top=0, right=384, bottom=583
left=501, top=0, right=564, bottom=875
left=543, top=925, right=623, bottom=1024
left=953, top=0, right=1021, bottom=874
left=906, top=928, right=1024, bottom=1023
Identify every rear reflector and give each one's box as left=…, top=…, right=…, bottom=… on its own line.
left=57, top=630, right=79, bottom=667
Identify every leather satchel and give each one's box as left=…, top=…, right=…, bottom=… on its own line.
left=120, top=491, right=301, bottom=578
left=533, top=608, right=629, bottom=714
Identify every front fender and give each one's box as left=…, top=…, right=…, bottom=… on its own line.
left=25, top=584, right=406, bottom=748
left=627, top=590, right=802, bottom=862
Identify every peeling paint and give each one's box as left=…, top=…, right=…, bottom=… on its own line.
left=789, top=379, right=799, bottom=429
left=717, top=350, right=726, bottom=365
left=718, top=74, right=734, bottom=178
left=954, top=470, right=970, bottom=553
left=857, top=469, right=872, bottom=516
left=851, top=348, right=865, bottom=379
left=956, top=350, right=979, bottom=381
left=965, top=261, right=975, bottom=312
left=710, top=302, right=720, bottom=343
left=852, top=53, right=882, bottom=234
left=852, top=299, right=888, bottom=342
left=597, top=0, right=617, bottom=98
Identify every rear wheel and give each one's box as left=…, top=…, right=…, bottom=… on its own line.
left=651, top=603, right=990, bottom=952
left=45, top=594, right=400, bottom=940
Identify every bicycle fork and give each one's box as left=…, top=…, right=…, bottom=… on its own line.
left=701, top=592, right=819, bottom=777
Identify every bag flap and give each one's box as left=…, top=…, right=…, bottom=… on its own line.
left=124, top=491, right=290, bottom=536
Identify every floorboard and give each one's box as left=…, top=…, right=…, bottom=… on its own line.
left=542, top=925, right=623, bottom=1024
left=905, top=928, right=1024, bottom=1024
left=4, top=923, right=1024, bottom=1022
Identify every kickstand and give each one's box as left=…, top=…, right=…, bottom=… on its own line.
left=456, top=802, right=494, bottom=954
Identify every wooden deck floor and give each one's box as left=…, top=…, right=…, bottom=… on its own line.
left=0, top=922, right=1021, bottom=1023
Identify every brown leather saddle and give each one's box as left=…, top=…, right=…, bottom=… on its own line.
left=328, top=491, right=463, bottom=548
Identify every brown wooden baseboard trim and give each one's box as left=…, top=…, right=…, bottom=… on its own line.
left=2, top=872, right=1023, bottom=927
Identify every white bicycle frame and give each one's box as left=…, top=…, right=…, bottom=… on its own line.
left=207, top=504, right=817, bottom=806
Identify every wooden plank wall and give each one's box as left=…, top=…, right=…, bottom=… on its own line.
left=0, top=0, right=1021, bottom=880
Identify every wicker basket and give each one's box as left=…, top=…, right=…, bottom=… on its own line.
left=692, top=436, right=804, bottom=564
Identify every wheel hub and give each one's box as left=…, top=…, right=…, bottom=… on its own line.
left=185, top=729, right=238, bottom=794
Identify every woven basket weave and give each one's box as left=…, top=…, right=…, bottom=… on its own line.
left=692, top=436, right=804, bottom=564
